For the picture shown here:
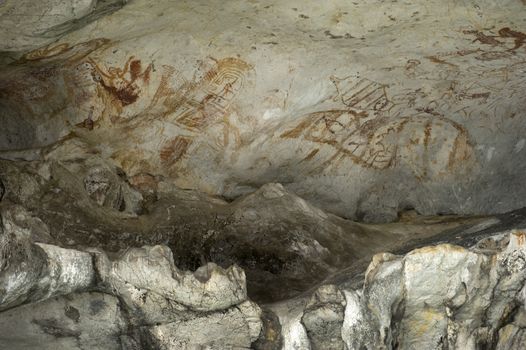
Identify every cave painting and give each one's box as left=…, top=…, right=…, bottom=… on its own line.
left=22, top=38, right=110, bottom=63
left=87, top=55, right=152, bottom=108
left=178, top=57, right=252, bottom=130
left=330, top=76, right=393, bottom=113
left=152, top=57, right=253, bottom=132
left=425, top=27, right=526, bottom=66
left=159, top=135, right=193, bottom=167
left=20, top=38, right=254, bottom=172
left=283, top=69, right=476, bottom=179
left=465, top=27, right=526, bottom=52
left=67, top=52, right=253, bottom=170
left=14, top=36, right=488, bottom=181
left=1, top=38, right=111, bottom=118
left=292, top=28, right=526, bottom=178
left=151, top=57, right=254, bottom=168
left=281, top=109, right=474, bottom=179
left=22, top=39, right=155, bottom=122
left=405, top=27, right=526, bottom=120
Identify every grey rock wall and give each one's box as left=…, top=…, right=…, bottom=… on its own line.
left=1, top=195, right=526, bottom=349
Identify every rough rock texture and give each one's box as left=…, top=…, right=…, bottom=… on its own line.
left=0, top=292, right=126, bottom=350
left=0, top=205, right=94, bottom=311
left=0, top=0, right=127, bottom=52
left=2, top=0, right=526, bottom=349
left=0, top=157, right=484, bottom=302
left=1, top=156, right=526, bottom=349
left=345, top=231, right=526, bottom=349
left=301, top=285, right=347, bottom=350
left=496, top=314, right=526, bottom=350
left=2, top=199, right=526, bottom=349
left=2, top=148, right=526, bottom=349
left=0, top=0, right=96, bottom=52
left=1, top=0, right=526, bottom=222
left=272, top=229, right=526, bottom=350
left=0, top=205, right=262, bottom=349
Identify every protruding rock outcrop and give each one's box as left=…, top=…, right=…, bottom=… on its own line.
left=2, top=200, right=526, bottom=349
left=274, top=230, right=526, bottom=350
left=301, top=285, right=347, bottom=350
left=0, top=205, right=262, bottom=349
left=0, top=206, right=94, bottom=312
left=2, top=157, right=492, bottom=302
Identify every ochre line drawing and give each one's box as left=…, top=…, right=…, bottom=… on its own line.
left=281, top=108, right=474, bottom=179
left=424, top=27, right=526, bottom=66
left=464, top=27, right=526, bottom=51
left=87, top=55, right=153, bottom=107
left=173, top=57, right=253, bottom=132
left=160, top=135, right=193, bottom=167
left=330, top=76, right=393, bottom=112
left=22, top=38, right=110, bottom=63
left=144, top=57, right=254, bottom=167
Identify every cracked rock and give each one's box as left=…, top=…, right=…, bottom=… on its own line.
left=301, top=284, right=347, bottom=350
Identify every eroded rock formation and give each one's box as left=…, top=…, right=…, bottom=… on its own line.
left=1, top=0, right=526, bottom=349
left=1, top=196, right=526, bottom=349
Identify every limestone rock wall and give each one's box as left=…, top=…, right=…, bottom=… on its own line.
left=1, top=1, right=526, bottom=349
left=0, top=205, right=262, bottom=349
left=1, top=157, right=490, bottom=302
left=1, top=0, right=526, bottom=221
left=268, top=230, right=526, bottom=350
left=2, top=202, right=526, bottom=349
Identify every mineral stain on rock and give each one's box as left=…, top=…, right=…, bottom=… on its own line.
left=33, top=318, right=81, bottom=338
left=64, top=305, right=80, bottom=323
left=89, top=299, right=107, bottom=315
left=1, top=0, right=526, bottom=349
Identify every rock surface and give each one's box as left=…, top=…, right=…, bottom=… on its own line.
left=0, top=292, right=126, bottom=350
left=271, top=229, right=526, bottom=350
left=0, top=205, right=262, bottom=349
left=1, top=0, right=526, bottom=349
left=0, top=157, right=486, bottom=302
left=2, top=200, right=526, bottom=349
left=1, top=0, right=526, bottom=221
